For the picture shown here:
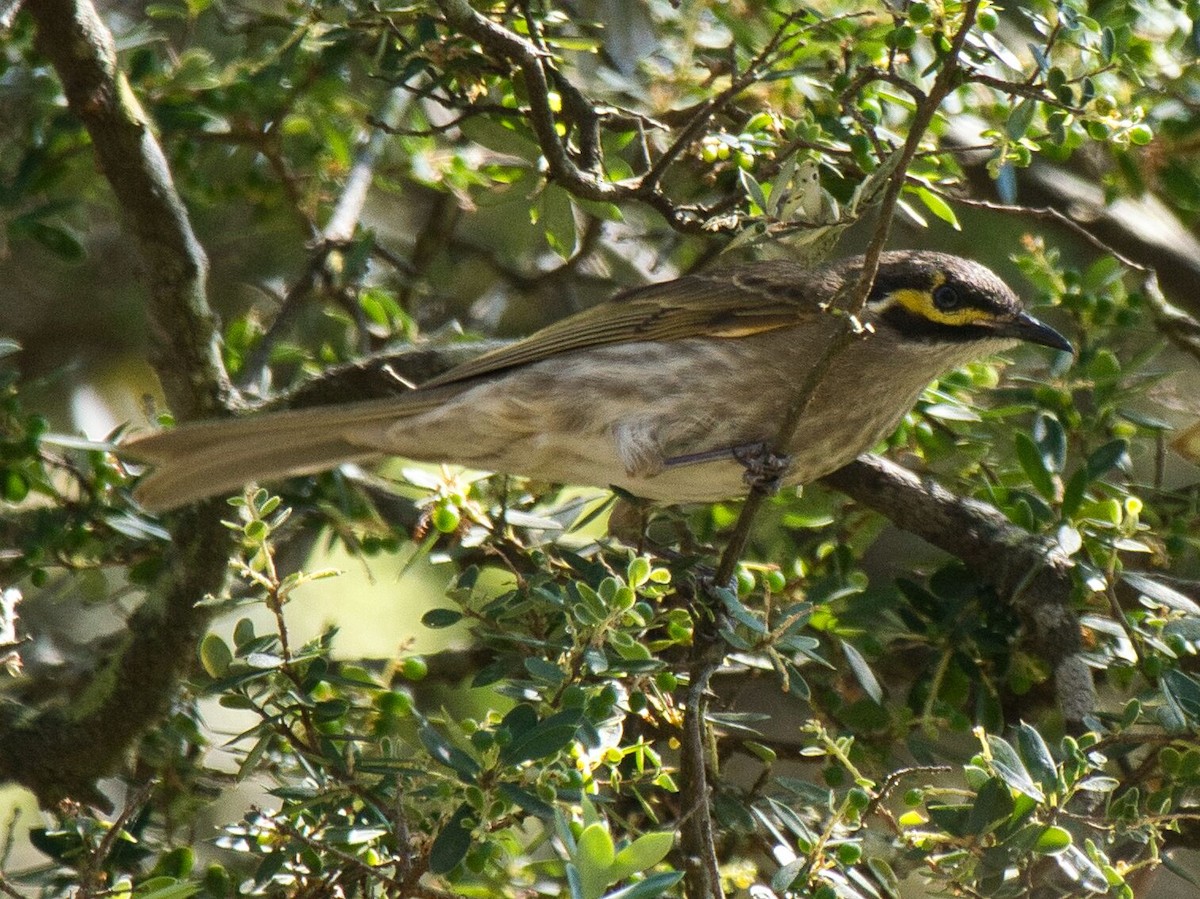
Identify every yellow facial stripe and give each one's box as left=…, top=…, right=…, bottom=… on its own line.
left=889, top=288, right=994, bottom=327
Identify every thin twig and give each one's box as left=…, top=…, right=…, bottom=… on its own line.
left=241, top=84, right=416, bottom=386
left=679, top=655, right=724, bottom=899
left=1142, top=274, right=1200, bottom=365
left=271, top=814, right=409, bottom=892
left=920, top=188, right=1148, bottom=271
left=0, top=874, right=27, bottom=899
left=93, top=784, right=154, bottom=874
left=714, top=1, right=983, bottom=587
left=432, top=0, right=810, bottom=234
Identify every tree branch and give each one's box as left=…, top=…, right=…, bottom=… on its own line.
left=26, top=0, right=230, bottom=420
left=432, top=0, right=796, bottom=234
left=822, top=455, right=1093, bottom=723
left=5, top=0, right=235, bottom=807
left=241, top=85, right=417, bottom=388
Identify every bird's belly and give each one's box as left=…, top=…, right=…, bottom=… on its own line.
left=370, top=333, right=943, bottom=504
left=391, top=386, right=749, bottom=502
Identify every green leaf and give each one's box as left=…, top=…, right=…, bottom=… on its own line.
left=498, top=782, right=556, bottom=820
left=458, top=116, right=540, bottom=158
left=314, top=699, right=349, bottom=721
left=567, top=863, right=585, bottom=899
left=609, top=831, right=675, bottom=882
left=1163, top=853, right=1200, bottom=889
left=923, top=402, right=980, bottom=422
left=199, top=634, right=232, bottom=678
left=914, top=186, right=960, bottom=229
left=150, top=847, right=195, bottom=879
left=1007, top=99, right=1036, bottom=140
left=499, top=708, right=583, bottom=765
left=235, top=733, right=272, bottom=782
left=429, top=804, right=473, bottom=874
left=539, top=186, right=578, bottom=259
left=501, top=703, right=539, bottom=737
left=322, top=825, right=389, bottom=845
left=1162, top=670, right=1200, bottom=724
left=1015, top=432, right=1056, bottom=501
left=133, top=880, right=202, bottom=899
left=525, top=656, right=566, bottom=685
left=1033, top=414, right=1067, bottom=472
left=419, top=725, right=480, bottom=781
left=24, top=220, right=86, bottom=262
left=926, top=804, right=971, bottom=837
left=739, top=168, right=768, bottom=213
left=1101, top=26, right=1115, bottom=62
left=987, top=734, right=1044, bottom=800
left=1124, top=572, right=1200, bottom=615
left=841, top=640, right=883, bottom=704
left=1082, top=255, right=1124, bottom=292
left=1016, top=722, right=1059, bottom=793
left=1033, top=824, right=1072, bottom=855
left=866, top=857, right=902, bottom=899
left=608, top=630, right=653, bottom=661
left=1055, top=524, right=1082, bottom=556
left=1085, top=439, right=1128, bottom=481
left=966, top=777, right=1016, bottom=835
left=718, top=591, right=769, bottom=635
left=576, top=822, right=616, bottom=899
left=600, top=872, right=685, bottom=899
left=422, top=608, right=463, bottom=628
left=1061, top=468, right=1090, bottom=518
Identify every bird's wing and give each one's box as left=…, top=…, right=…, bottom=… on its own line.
left=419, top=265, right=831, bottom=390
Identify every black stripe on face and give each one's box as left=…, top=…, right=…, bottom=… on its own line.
left=878, top=305, right=998, bottom=344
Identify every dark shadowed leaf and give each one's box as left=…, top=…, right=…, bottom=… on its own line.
left=1163, top=670, right=1200, bottom=724
left=429, top=804, right=473, bottom=874
left=419, top=725, right=480, bottom=781
left=601, top=872, right=685, bottom=899
left=841, top=640, right=883, bottom=704
left=500, top=708, right=584, bottom=765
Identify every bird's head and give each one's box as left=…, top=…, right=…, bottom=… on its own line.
left=857, top=251, right=1073, bottom=354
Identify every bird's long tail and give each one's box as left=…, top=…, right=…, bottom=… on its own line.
left=123, top=395, right=438, bottom=513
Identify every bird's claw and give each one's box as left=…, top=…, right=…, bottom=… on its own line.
left=732, top=441, right=792, bottom=494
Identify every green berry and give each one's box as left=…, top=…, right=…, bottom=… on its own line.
left=1128, top=123, right=1153, bottom=145
left=401, top=656, right=428, bottom=681
left=431, top=505, right=460, bottom=533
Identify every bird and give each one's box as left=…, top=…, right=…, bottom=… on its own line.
left=124, top=250, right=1072, bottom=512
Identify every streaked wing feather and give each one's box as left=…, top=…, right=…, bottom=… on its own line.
left=420, top=273, right=818, bottom=389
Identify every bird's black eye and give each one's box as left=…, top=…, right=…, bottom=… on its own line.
left=932, top=283, right=963, bottom=312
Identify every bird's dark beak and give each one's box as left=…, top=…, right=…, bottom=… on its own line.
left=997, top=311, right=1074, bottom=354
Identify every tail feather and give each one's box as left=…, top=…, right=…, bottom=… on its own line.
left=124, top=396, right=437, bottom=512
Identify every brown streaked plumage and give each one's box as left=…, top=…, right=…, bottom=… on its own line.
left=124, top=251, right=1071, bottom=511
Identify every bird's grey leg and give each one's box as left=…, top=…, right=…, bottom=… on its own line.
left=730, top=441, right=792, bottom=493
left=664, top=440, right=793, bottom=493
left=662, top=446, right=743, bottom=467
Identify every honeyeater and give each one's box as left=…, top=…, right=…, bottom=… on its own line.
left=125, top=251, right=1072, bottom=511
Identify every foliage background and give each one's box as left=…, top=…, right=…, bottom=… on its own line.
left=3, top=0, right=1200, bottom=897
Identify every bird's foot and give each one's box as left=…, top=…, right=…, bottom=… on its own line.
left=731, top=441, right=792, bottom=494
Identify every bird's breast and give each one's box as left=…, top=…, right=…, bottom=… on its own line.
left=362, top=326, right=987, bottom=503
